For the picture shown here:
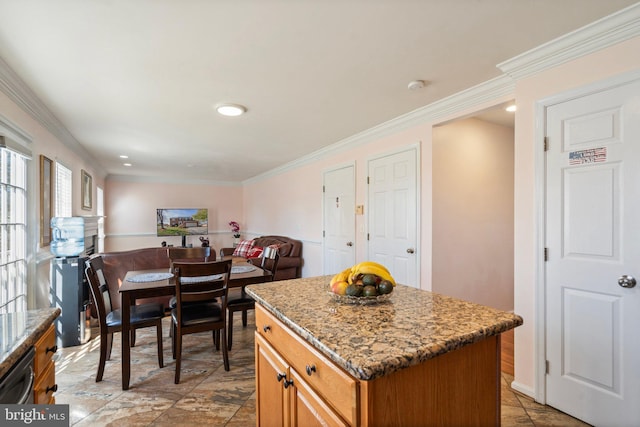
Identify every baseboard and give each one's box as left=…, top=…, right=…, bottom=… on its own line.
left=510, top=380, right=535, bottom=399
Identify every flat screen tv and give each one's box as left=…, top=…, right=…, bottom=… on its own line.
left=157, top=208, right=208, bottom=247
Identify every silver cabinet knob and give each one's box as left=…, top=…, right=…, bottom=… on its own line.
left=618, top=275, right=637, bottom=288
left=406, top=248, right=415, bottom=254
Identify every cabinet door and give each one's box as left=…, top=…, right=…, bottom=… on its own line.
left=290, top=369, right=350, bottom=427
left=256, top=334, right=289, bottom=427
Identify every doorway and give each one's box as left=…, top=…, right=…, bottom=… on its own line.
left=432, top=103, right=515, bottom=311
left=432, top=102, right=515, bottom=373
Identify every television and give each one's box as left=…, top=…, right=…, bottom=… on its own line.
left=157, top=208, right=208, bottom=247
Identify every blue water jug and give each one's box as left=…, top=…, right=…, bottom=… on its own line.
left=51, top=217, right=85, bottom=257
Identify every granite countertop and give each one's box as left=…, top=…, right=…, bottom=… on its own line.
left=0, top=308, right=61, bottom=379
left=246, top=276, right=523, bottom=381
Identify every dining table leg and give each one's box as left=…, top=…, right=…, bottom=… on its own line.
left=121, top=291, right=131, bottom=390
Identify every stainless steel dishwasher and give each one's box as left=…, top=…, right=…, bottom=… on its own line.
left=0, top=346, right=35, bottom=404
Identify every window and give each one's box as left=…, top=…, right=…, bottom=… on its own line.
left=55, top=162, right=72, bottom=217
left=0, top=147, right=28, bottom=313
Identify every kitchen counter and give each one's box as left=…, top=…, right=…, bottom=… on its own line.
left=0, top=308, right=61, bottom=379
left=246, top=275, right=523, bottom=381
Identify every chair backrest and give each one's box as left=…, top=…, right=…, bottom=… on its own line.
left=85, top=256, right=113, bottom=329
left=173, top=259, right=232, bottom=308
left=219, top=247, right=235, bottom=258
left=168, top=246, right=212, bottom=270
left=260, top=246, right=280, bottom=281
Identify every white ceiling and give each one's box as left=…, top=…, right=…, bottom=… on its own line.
left=0, top=0, right=636, bottom=182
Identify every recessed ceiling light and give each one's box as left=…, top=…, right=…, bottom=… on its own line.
left=123, top=163, right=132, bottom=167
left=216, top=103, right=247, bottom=117
left=505, top=105, right=517, bottom=112
left=119, top=155, right=129, bottom=159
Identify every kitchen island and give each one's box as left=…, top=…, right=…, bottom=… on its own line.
left=246, top=276, right=523, bottom=426
left=0, top=308, right=61, bottom=403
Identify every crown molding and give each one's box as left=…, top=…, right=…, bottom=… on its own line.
left=106, top=173, right=242, bottom=186
left=0, top=56, right=106, bottom=176
left=498, top=2, right=640, bottom=79
left=243, top=74, right=515, bottom=185
left=0, top=112, right=33, bottom=146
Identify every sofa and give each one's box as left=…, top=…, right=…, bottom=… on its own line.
left=221, top=235, right=303, bottom=281
left=93, top=246, right=216, bottom=311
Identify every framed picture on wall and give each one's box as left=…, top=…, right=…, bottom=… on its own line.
left=40, top=155, right=53, bottom=246
left=81, top=169, right=92, bottom=210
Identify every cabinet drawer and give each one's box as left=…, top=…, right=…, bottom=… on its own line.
left=256, top=305, right=358, bottom=425
left=34, top=324, right=57, bottom=378
left=33, top=361, right=56, bottom=404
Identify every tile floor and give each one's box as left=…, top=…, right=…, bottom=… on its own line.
left=53, top=314, right=590, bottom=426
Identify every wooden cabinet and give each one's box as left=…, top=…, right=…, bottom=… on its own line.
left=255, top=304, right=501, bottom=427
left=255, top=306, right=356, bottom=426
left=33, top=324, right=58, bottom=404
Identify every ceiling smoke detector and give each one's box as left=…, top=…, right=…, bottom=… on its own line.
left=407, top=80, right=426, bottom=90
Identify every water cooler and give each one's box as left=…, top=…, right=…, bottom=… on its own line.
left=49, top=217, right=92, bottom=348
left=50, top=256, right=90, bottom=347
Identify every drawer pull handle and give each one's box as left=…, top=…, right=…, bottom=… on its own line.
left=305, top=364, right=316, bottom=376
left=276, top=373, right=286, bottom=382
left=46, top=384, right=58, bottom=394
left=283, top=379, right=294, bottom=389
left=263, top=325, right=271, bottom=333
left=46, top=345, right=58, bottom=354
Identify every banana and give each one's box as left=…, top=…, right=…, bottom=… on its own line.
left=330, top=268, right=351, bottom=285
left=351, top=261, right=390, bottom=275
left=347, top=261, right=396, bottom=286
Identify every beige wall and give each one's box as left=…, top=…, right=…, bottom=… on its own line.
left=104, top=179, right=244, bottom=254
left=432, top=118, right=514, bottom=311
left=0, top=90, right=105, bottom=310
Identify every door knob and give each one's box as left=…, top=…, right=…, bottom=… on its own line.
left=618, top=275, right=637, bottom=288
left=346, top=242, right=353, bottom=247
left=406, top=248, right=415, bottom=254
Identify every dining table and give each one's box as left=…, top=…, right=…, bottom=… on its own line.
left=119, top=259, right=272, bottom=390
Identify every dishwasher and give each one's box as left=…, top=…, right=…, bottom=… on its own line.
left=0, top=346, right=35, bottom=404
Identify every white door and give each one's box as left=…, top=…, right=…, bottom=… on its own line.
left=367, top=147, right=419, bottom=287
left=545, top=77, right=640, bottom=426
left=323, top=165, right=355, bottom=275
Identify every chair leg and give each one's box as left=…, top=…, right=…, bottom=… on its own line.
left=106, top=332, right=113, bottom=361
left=171, top=322, right=176, bottom=360
left=131, top=329, right=136, bottom=347
left=241, top=309, right=248, bottom=327
left=96, top=332, right=108, bottom=382
left=227, top=310, right=234, bottom=351
left=155, top=322, right=164, bottom=368
left=213, top=330, right=220, bottom=351
left=221, top=328, right=230, bottom=372
left=174, top=331, right=182, bottom=384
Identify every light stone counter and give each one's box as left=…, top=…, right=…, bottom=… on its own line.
left=246, top=275, right=523, bottom=381
left=0, top=308, right=61, bottom=379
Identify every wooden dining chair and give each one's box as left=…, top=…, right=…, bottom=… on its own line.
left=171, top=259, right=232, bottom=384
left=226, top=246, right=280, bottom=350
left=167, top=246, right=213, bottom=309
left=219, top=247, right=235, bottom=258
left=84, top=256, right=165, bottom=382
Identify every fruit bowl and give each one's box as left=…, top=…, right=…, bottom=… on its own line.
left=328, top=292, right=392, bottom=305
